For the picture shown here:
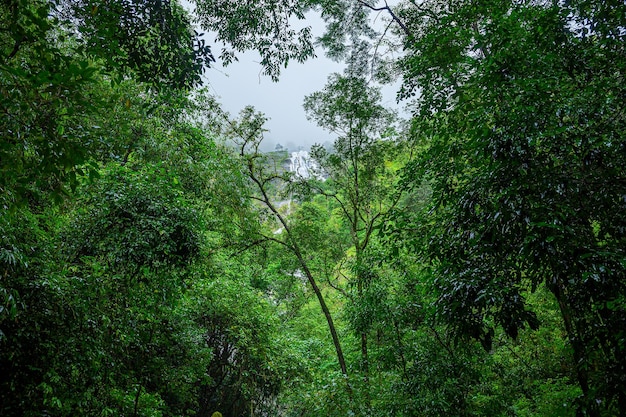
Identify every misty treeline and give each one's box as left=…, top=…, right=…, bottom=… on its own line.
left=1, top=1, right=625, bottom=416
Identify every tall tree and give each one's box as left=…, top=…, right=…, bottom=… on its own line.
left=218, top=106, right=352, bottom=391
left=303, top=62, right=407, bottom=411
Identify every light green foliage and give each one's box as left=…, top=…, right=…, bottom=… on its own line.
left=289, top=199, right=348, bottom=269
left=302, top=60, right=409, bottom=415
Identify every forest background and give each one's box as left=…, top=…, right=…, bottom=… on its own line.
left=1, top=1, right=625, bottom=416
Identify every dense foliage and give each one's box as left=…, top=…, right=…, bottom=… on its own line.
left=395, top=1, right=626, bottom=414
left=2, top=0, right=624, bottom=416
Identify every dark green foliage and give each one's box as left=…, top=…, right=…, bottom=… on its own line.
left=397, top=0, right=626, bottom=413
left=1, top=155, right=205, bottom=415
left=188, top=260, right=292, bottom=417
left=0, top=9, right=289, bottom=409
left=0, top=0, right=210, bottom=207
left=0, top=113, right=292, bottom=416
left=1, top=1, right=99, bottom=204
left=57, top=0, right=214, bottom=89
left=64, top=164, right=202, bottom=274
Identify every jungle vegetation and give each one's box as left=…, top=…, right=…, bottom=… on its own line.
left=1, top=0, right=625, bottom=416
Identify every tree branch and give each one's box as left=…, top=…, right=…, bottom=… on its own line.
left=355, top=0, right=414, bottom=40
left=6, top=36, right=25, bottom=60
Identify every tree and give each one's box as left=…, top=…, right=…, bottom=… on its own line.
left=0, top=77, right=299, bottom=415
left=217, top=106, right=353, bottom=395
left=0, top=151, right=207, bottom=416
left=187, top=254, right=296, bottom=417
left=302, top=62, right=408, bottom=412
left=0, top=0, right=215, bottom=338
left=56, top=0, right=214, bottom=89
left=396, top=0, right=626, bottom=414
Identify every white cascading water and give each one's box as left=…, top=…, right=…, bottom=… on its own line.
left=273, top=151, right=323, bottom=235
left=288, top=150, right=323, bottom=180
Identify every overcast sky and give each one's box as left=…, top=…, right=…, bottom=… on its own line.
left=202, top=44, right=344, bottom=152
left=192, top=7, right=404, bottom=152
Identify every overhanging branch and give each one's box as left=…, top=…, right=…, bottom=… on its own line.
left=355, top=0, right=414, bottom=40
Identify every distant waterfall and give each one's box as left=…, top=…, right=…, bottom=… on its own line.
left=288, top=150, right=323, bottom=180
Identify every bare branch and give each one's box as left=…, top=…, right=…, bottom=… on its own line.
left=228, top=238, right=270, bottom=258
left=355, top=0, right=414, bottom=40
left=6, top=36, right=25, bottom=60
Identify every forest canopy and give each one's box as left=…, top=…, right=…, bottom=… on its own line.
left=1, top=0, right=625, bottom=416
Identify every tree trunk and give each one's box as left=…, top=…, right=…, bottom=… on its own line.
left=550, top=281, right=599, bottom=417
left=361, top=331, right=371, bottom=409
left=294, top=248, right=349, bottom=377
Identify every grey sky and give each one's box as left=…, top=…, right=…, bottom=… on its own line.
left=190, top=5, right=404, bottom=152
left=203, top=45, right=344, bottom=152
